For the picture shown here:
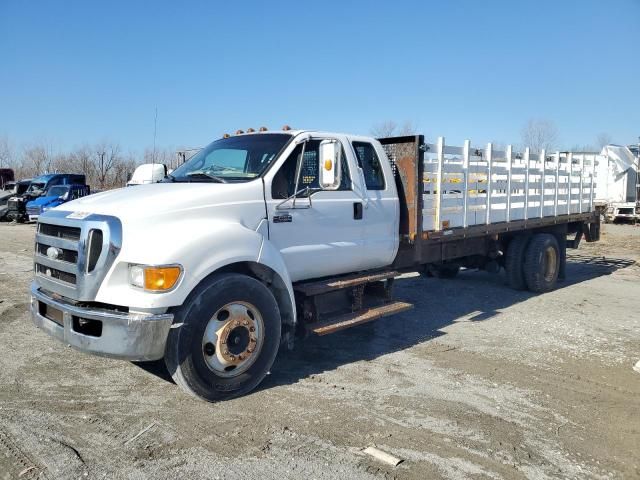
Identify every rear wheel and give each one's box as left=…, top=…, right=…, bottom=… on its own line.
left=523, top=234, right=560, bottom=293
left=505, top=235, right=530, bottom=290
left=164, top=273, right=281, bottom=402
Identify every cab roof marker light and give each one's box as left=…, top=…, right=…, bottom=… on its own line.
left=235, top=129, right=244, bottom=135
left=259, top=126, right=268, bottom=132
left=223, top=133, right=230, bottom=138
left=247, top=128, right=255, bottom=133
left=282, top=125, right=291, bottom=131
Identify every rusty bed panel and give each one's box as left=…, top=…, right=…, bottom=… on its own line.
left=379, top=135, right=425, bottom=243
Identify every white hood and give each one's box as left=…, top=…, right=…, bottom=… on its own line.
left=55, top=181, right=266, bottom=224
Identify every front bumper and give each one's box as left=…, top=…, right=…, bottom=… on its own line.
left=30, top=282, right=174, bottom=361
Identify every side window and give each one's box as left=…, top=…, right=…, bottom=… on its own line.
left=271, top=140, right=351, bottom=199
left=352, top=142, right=385, bottom=190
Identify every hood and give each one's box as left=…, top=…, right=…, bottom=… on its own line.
left=51, top=181, right=266, bottom=223
left=28, top=195, right=60, bottom=207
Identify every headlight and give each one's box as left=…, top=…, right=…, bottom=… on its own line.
left=42, top=206, right=50, bottom=212
left=129, top=264, right=182, bottom=292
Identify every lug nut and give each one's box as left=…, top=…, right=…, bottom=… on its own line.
left=249, top=326, right=255, bottom=332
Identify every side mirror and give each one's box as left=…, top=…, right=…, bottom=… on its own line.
left=318, top=140, right=341, bottom=190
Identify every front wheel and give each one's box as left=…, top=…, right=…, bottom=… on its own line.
left=164, top=273, right=281, bottom=402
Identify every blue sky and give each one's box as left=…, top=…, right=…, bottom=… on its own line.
left=1, top=0, right=639, bottom=152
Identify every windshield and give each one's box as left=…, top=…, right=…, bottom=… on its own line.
left=170, top=134, right=292, bottom=182
left=27, top=182, right=46, bottom=193
left=46, top=186, right=69, bottom=197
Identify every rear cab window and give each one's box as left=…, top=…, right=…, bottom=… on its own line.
left=351, top=141, right=385, bottom=190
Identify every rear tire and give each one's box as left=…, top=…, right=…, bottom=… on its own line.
left=505, top=235, right=530, bottom=290
left=523, top=234, right=560, bottom=293
left=164, top=273, right=281, bottom=402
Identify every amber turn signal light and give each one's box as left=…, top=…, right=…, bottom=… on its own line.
left=143, top=266, right=182, bottom=291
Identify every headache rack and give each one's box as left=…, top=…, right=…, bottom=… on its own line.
left=380, top=135, right=600, bottom=268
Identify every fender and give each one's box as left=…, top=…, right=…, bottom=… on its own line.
left=256, top=234, right=297, bottom=325
left=94, top=218, right=296, bottom=324
left=95, top=220, right=262, bottom=308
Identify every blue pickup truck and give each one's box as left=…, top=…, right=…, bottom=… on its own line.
left=26, top=184, right=91, bottom=221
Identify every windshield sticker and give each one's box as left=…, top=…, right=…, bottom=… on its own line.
left=66, top=211, right=92, bottom=220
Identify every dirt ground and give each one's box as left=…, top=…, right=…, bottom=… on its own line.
left=0, top=223, right=639, bottom=479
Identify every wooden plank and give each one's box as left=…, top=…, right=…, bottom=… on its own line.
left=294, top=270, right=399, bottom=296
left=310, top=301, right=414, bottom=335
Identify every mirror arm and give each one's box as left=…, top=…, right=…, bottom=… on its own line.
left=275, top=186, right=316, bottom=210
left=291, top=140, right=307, bottom=209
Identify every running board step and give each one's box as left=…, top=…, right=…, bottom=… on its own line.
left=294, top=270, right=399, bottom=296
left=309, top=301, right=413, bottom=336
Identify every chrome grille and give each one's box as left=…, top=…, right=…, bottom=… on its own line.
left=35, top=223, right=82, bottom=286
left=27, top=206, right=41, bottom=216
left=35, top=263, right=77, bottom=285
left=39, top=223, right=81, bottom=241
left=36, top=242, right=78, bottom=263
left=33, top=211, right=122, bottom=301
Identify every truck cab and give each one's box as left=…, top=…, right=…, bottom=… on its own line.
left=26, top=184, right=91, bottom=221
left=126, top=163, right=168, bottom=186
left=8, top=173, right=86, bottom=222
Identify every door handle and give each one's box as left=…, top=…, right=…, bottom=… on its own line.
left=353, top=202, right=363, bottom=220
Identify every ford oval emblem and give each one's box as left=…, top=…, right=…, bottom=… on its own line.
left=46, top=246, right=61, bottom=260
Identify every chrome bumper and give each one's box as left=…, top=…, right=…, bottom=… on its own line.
left=30, top=282, right=174, bottom=361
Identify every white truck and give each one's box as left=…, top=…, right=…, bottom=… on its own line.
left=126, top=163, right=168, bottom=186
left=30, top=129, right=600, bottom=401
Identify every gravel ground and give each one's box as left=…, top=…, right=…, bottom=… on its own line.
left=0, top=222, right=638, bottom=479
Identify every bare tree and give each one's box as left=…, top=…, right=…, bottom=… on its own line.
left=112, top=153, right=138, bottom=187
left=370, top=121, right=398, bottom=138
left=521, top=119, right=559, bottom=153
left=0, top=135, right=14, bottom=169
left=370, top=120, right=418, bottom=138
left=398, top=121, right=417, bottom=136
left=596, top=132, right=613, bottom=150
left=22, top=142, right=54, bottom=177
left=94, top=143, right=121, bottom=189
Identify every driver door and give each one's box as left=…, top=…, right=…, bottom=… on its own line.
left=265, top=137, right=367, bottom=282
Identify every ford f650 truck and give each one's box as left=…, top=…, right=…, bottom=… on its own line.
left=30, top=129, right=600, bottom=401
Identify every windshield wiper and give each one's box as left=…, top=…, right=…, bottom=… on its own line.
left=185, top=172, right=228, bottom=183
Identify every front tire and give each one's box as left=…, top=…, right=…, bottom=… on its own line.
left=164, top=273, right=281, bottom=402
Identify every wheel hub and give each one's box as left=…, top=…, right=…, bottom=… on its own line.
left=544, top=246, right=558, bottom=282
left=201, top=302, right=264, bottom=377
